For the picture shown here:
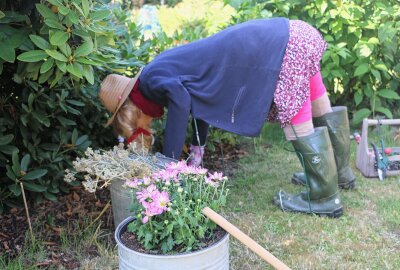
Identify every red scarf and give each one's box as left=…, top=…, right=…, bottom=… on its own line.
left=129, top=79, right=164, bottom=118
left=126, top=127, right=152, bottom=145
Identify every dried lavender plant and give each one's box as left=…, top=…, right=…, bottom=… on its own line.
left=64, top=143, right=162, bottom=193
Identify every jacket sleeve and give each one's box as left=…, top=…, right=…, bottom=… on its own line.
left=162, top=78, right=191, bottom=159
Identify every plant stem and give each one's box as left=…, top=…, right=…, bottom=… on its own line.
left=20, top=182, right=34, bottom=240
left=84, top=200, right=111, bottom=231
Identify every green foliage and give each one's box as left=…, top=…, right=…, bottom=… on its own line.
left=227, top=0, right=399, bottom=126
left=0, top=0, right=150, bottom=212
left=157, top=0, right=236, bottom=37
left=116, top=0, right=183, bottom=9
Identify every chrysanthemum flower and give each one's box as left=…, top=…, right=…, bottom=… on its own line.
left=205, top=172, right=227, bottom=187
left=142, top=176, right=152, bottom=185
left=153, top=169, right=179, bottom=182
left=165, top=161, right=187, bottom=172
left=150, top=190, right=170, bottom=214
left=136, top=184, right=157, bottom=207
left=125, top=177, right=141, bottom=188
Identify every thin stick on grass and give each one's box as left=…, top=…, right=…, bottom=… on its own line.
left=202, top=207, right=291, bottom=270
left=85, top=200, right=111, bottom=231
left=20, top=182, right=34, bottom=240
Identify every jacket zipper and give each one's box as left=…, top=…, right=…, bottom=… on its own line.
left=231, top=86, right=246, bottom=123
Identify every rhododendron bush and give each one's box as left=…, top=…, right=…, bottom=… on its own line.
left=126, top=161, right=229, bottom=253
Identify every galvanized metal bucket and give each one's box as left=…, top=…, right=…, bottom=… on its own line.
left=110, top=178, right=133, bottom=228
left=115, top=216, right=230, bottom=270
left=110, top=153, right=178, bottom=227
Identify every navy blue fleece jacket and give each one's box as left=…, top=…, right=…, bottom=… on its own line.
left=139, top=18, right=289, bottom=159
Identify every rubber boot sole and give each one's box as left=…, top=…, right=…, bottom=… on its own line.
left=277, top=204, right=344, bottom=219
left=291, top=175, right=356, bottom=190
left=338, top=179, right=355, bottom=190
left=291, top=174, right=305, bottom=186
left=316, top=207, right=343, bottom=218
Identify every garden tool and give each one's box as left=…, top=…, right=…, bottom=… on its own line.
left=202, top=207, right=291, bottom=270
left=292, top=106, right=356, bottom=189
left=371, top=143, right=387, bottom=180
left=370, top=119, right=389, bottom=180
left=274, top=127, right=343, bottom=218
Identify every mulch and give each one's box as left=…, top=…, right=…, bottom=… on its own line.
left=0, top=143, right=247, bottom=268
left=0, top=186, right=113, bottom=269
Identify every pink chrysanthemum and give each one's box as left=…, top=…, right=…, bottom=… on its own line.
left=165, top=161, right=187, bottom=172
left=150, top=190, right=170, bottom=215
left=141, top=208, right=154, bottom=224
left=153, top=169, right=179, bottom=182
left=195, top=167, right=208, bottom=175
left=136, top=184, right=157, bottom=207
left=180, top=165, right=199, bottom=175
left=142, top=176, right=152, bottom=185
left=125, top=178, right=141, bottom=189
left=205, top=172, right=226, bottom=187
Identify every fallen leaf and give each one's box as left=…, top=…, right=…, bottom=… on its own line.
left=95, top=200, right=103, bottom=207
left=52, top=227, right=62, bottom=234
left=73, top=192, right=80, bottom=201
left=66, top=201, right=72, bottom=216
left=35, top=261, right=52, bottom=267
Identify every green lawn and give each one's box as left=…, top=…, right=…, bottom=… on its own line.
left=227, top=124, right=400, bottom=270
left=2, top=124, right=400, bottom=270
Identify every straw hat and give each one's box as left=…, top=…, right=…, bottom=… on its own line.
left=99, top=68, right=143, bottom=126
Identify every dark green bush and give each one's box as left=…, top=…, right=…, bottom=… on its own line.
left=0, top=0, right=149, bottom=211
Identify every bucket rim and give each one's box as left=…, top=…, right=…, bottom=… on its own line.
left=114, top=216, right=229, bottom=259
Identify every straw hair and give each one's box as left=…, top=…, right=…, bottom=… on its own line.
left=112, top=99, right=154, bottom=151
left=99, top=68, right=143, bottom=126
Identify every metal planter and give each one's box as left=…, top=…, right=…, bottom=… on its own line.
left=115, top=216, right=230, bottom=270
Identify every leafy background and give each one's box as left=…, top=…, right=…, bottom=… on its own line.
left=0, top=0, right=399, bottom=211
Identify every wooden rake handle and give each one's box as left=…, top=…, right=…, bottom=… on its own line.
left=202, top=207, right=291, bottom=270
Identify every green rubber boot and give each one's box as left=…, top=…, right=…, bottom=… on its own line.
left=292, top=106, right=356, bottom=189
left=273, top=127, right=343, bottom=218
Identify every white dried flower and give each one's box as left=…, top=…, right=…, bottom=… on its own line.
left=65, top=144, right=161, bottom=193
left=64, top=172, right=76, bottom=183
left=82, top=181, right=97, bottom=193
